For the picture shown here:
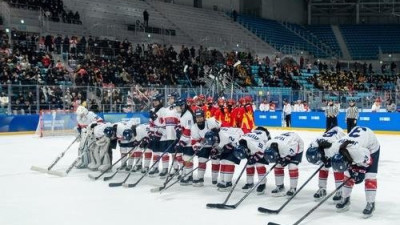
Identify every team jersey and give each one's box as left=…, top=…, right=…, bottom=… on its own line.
left=214, top=107, right=235, bottom=127
left=266, top=132, right=304, bottom=158
left=217, top=127, right=244, bottom=149
left=162, top=107, right=180, bottom=141
left=93, top=123, right=112, bottom=139
left=148, top=106, right=167, bottom=138
left=77, top=111, right=102, bottom=128
left=309, top=126, right=346, bottom=155
left=205, top=105, right=217, bottom=119
left=191, top=117, right=221, bottom=147
left=134, top=123, right=150, bottom=142
left=328, top=126, right=380, bottom=167
left=239, top=129, right=271, bottom=156
left=236, top=105, right=255, bottom=133
left=177, top=110, right=194, bottom=147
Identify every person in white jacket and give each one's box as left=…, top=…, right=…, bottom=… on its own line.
left=282, top=100, right=292, bottom=127
left=259, top=100, right=270, bottom=112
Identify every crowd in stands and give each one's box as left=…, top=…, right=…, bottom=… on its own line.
left=1, top=30, right=399, bottom=115
left=5, top=0, right=81, bottom=24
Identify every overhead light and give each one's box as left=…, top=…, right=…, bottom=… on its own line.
left=20, top=19, right=24, bottom=24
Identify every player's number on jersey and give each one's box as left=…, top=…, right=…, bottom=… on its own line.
left=348, top=127, right=367, bottom=138
left=323, top=130, right=337, bottom=137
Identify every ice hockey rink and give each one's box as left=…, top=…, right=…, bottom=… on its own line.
left=0, top=129, right=399, bottom=225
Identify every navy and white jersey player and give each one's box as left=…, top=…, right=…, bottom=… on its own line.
left=146, top=94, right=167, bottom=174
left=306, top=126, right=346, bottom=201
left=233, top=127, right=271, bottom=194
left=188, top=109, right=221, bottom=187
left=115, top=119, right=141, bottom=170
left=205, top=127, right=244, bottom=191
left=328, top=126, right=380, bottom=218
left=75, top=105, right=103, bottom=169
left=151, top=92, right=180, bottom=178
left=264, top=132, right=304, bottom=197
left=174, top=98, right=194, bottom=183
left=129, top=123, right=150, bottom=172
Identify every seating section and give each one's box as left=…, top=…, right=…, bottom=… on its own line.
left=306, top=25, right=342, bottom=58
left=340, top=24, right=400, bottom=60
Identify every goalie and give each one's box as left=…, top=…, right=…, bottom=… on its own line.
left=75, top=106, right=103, bottom=169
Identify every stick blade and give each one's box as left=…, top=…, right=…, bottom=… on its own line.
left=258, top=207, right=280, bottom=214
left=122, top=183, right=136, bottom=188
left=206, top=203, right=235, bottom=209
left=108, top=182, right=123, bottom=187
left=267, top=222, right=281, bottom=225
left=103, top=175, right=115, bottom=181
left=150, top=186, right=165, bottom=193
left=88, top=174, right=99, bottom=180
left=30, top=166, right=48, bottom=173
left=47, top=170, right=67, bottom=177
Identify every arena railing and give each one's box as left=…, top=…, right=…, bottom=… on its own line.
left=0, top=84, right=398, bottom=115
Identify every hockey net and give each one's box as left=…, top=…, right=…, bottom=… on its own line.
left=35, top=110, right=77, bottom=137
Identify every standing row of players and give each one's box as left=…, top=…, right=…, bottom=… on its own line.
left=73, top=93, right=380, bottom=218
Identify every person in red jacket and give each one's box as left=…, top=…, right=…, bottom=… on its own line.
left=214, top=98, right=235, bottom=127
left=205, top=96, right=216, bottom=119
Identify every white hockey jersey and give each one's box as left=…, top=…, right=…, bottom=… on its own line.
left=239, top=129, right=271, bottom=155
left=266, top=132, right=304, bottom=158
left=191, top=117, right=221, bottom=148
left=162, top=107, right=180, bottom=141
left=217, top=127, right=244, bottom=149
left=135, top=123, right=150, bottom=142
left=93, top=123, right=112, bottom=139
left=149, top=106, right=167, bottom=138
left=309, top=126, right=346, bottom=154
left=178, top=110, right=194, bottom=147
left=327, top=126, right=380, bottom=166
left=77, top=111, right=102, bottom=127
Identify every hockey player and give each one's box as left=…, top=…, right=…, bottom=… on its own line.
left=147, top=93, right=166, bottom=175
left=115, top=119, right=141, bottom=170
left=184, top=109, right=221, bottom=186
left=129, top=123, right=151, bottom=172
left=214, top=98, right=236, bottom=127
left=205, top=96, right=217, bottom=119
left=204, top=127, right=244, bottom=191
left=236, top=96, right=255, bottom=134
left=156, top=92, right=181, bottom=178
left=264, top=132, right=304, bottom=197
left=75, top=105, right=103, bottom=168
left=88, top=123, right=114, bottom=172
left=329, top=126, right=380, bottom=218
left=306, top=126, right=346, bottom=201
left=174, top=97, right=195, bottom=184
left=233, top=127, right=271, bottom=194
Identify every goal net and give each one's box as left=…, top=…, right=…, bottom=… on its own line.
left=35, top=110, right=77, bottom=137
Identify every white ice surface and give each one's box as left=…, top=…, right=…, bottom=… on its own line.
left=0, top=130, right=399, bottom=225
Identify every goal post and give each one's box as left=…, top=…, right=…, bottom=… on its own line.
left=35, top=110, right=77, bottom=137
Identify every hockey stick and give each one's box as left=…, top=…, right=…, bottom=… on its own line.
left=31, top=136, right=79, bottom=173
left=47, top=137, right=95, bottom=177
left=258, top=164, right=324, bottom=214
left=121, top=141, right=177, bottom=188
left=149, top=144, right=181, bottom=192
left=206, top=161, right=250, bottom=209
left=88, top=143, right=142, bottom=181
left=208, top=163, right=277, bottom=210
left=151, top=152, right=199, bottom=193
left=267, top=177, right=352, bottom=225
left=103, top=146, right=147, bottom=181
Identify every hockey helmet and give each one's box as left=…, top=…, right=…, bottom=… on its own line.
left=122, top=128, right=134, bottom=141
left=206, top=96, right=214, bottom=104
left=186, top=97, right=194, bottom=105
left=233, top=145, right=249, bottom=160
left=239, top=97, right=246, bottom=105
left=104, top=126, right=114, bottom=138
left=174, top=98, right=186, bottom=107
left=227, top=99, right=235, bottom=106
left=152, top=93, right=164, bottom=102
left=217, top=98, right=225, bottom=106
left=331, top=153, right=349, bottom=172
left=76, top=105, right=88, bottom=116
left=168, top=91, right=180, bottom=99
left=306, top=146, right=322, bottom=165
left=205, top=130, right=219, bottom=146
left=264, top=142, right=279, bottom=163
left=194, top=108, right=205, bottom=118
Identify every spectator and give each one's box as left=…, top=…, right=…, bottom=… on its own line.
left=386, top=99, right=396, bottom=112
left=143, top=10, right=149, bottom=27
left=293, top=99, right=304, bottom=112
left=371, top=98, right=381, bottom=112
left=232, top=10, right=238, bottom=22
left=259, top=99, right=269, bottom=112
left=282, top=100, right=292, bottom=127
left=325, top=100, right=339, bottom=132
left=269, top=101, right=276, bottom=111
left=345, top=100, right=359, bottom=133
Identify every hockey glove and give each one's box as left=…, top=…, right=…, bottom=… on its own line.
left=278, top=156, right=292, bottom=167
left=174, top=141, right=185, bottom=153
left=192, top=143, right=202, bottom=154
left=210, top=147, right=221, bottom=160
left=150, top=111, right=158, bottom=121
left=90, top=122, right=98, bottom=129
left=140, top=137, right=150, bottom=148
left=150, top=131, right=162, bottom=142
left=349, top=165, right=367, bottom=184
left=175, top=126, right=182, bottom=140
left=322, top=157, right=332, bottom=168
